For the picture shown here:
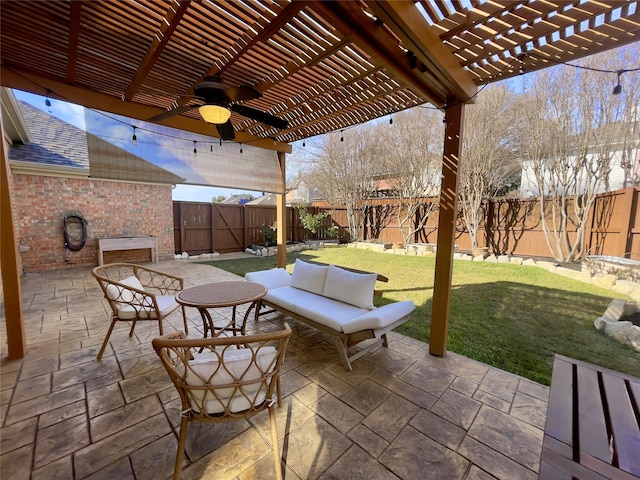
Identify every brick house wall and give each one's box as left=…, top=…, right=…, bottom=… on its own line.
left=12, top=173, right=174, bottom=272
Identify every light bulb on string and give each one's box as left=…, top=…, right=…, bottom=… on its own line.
left=240, top=143, right=243, bottom=154
left=613, top=70, right=623, bottom=95
left=131, top=126, right=137, bottom=145
left=193, top=140, right=197, bottom=156
left=340, top=130, right=344, bottom=142
left=45, top=91, right=52, bottom=112
left=389, top=115, right=393, bottom=125
left=219, top=138, right=222, bottom=147
left=210, top=145, right=213, bottom=152
left=302, top=141, right=306, bottom=147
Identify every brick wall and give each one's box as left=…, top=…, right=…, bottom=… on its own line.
left=11, top=173, right=175, bottom=272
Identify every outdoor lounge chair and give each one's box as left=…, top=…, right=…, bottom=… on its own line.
left=152, top=324, right=292, bottom=480
left=92, top=263, right=188, bottom=360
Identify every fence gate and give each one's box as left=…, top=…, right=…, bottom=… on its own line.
left=212, top=204, right=245, bottom=253
left=173, top=202, right=213, bottom=255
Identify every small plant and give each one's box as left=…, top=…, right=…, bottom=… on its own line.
left=260, top=223, right=277, bottom=247
left=326, top=225, right=339, bottom=239
left=298, top=205, right=328, bottom=238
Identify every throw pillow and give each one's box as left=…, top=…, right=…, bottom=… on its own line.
left=290, top=258, right=328, bottom=295
left=323, top=265, right=377, bottom=310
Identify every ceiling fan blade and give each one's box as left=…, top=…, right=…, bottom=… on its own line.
left=231, top=104, right=288, bottom=129
left=224, top=85, right=262, bottom=102
left=216, top=120, right=235, bottom=141
left=147, top=105, right=198, bottom=122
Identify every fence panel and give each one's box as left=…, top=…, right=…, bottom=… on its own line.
left=174, top=187, right=640, bottom=259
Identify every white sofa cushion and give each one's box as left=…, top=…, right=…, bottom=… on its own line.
left=341, top=301, right=415, bottom=334
left=290, top=259, right=328, bottom=295
left=323, top=264, right=377, bottom=310
left=245, top=268, right=291, bottom=289
left=265, top=286, right=367, bottom=332
left=185, top=346, right=278, bottom=414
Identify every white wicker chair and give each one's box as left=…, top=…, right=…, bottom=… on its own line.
left=92, top=263, right=188, bottom=360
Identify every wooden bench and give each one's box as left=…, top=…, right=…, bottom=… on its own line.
left=98, top=236, right=158, bottom=265
left=540, top=355, right=640, bottom=479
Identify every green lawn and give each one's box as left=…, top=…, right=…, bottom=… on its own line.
left=199, top=248, right=640, bottom=385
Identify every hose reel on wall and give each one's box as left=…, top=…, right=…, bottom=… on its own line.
left=63, top=211, right=88, bottom=262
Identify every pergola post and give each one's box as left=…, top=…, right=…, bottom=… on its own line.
left=276, top=151, right=287, bottom=268
left=430, top=102, right=465, bottom=356
left=1, top=123, right=26, bottom=359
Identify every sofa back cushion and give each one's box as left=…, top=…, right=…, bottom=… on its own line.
left=323, top=264, right=377, bottom=310
left=290, top=259, right=328, bottom=295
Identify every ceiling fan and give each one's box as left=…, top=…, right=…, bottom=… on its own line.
left=146, top=76, right=288, bottom=140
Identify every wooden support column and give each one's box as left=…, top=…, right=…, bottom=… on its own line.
left=430, top=102, right=465, bottom=357
left=276, top=151, right=287, bottom=268
left=1, top=128, right=26, bottom=359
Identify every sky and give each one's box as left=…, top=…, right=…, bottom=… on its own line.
left=12, top=89, right=271, bottom=203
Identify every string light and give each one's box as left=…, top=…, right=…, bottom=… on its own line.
left=613, top=70, right=623, bottom=95
left=219, top=138, right=222, bottom=147
left=389, top=115, right=393, bottom=125
left=210, top=144, right=213, bottom=152
left=240, top=143, right=243, bottom=154
left=131, top=125, right=137, bottom=145
left=340, top=130, right=344, bottom=142
left=45, top=90, right=52, bottom=112
left=302, top=141, right=306, bottom=147
left=193, top=140, right=197, bottom=156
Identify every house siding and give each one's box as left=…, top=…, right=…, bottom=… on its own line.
left=12, top=173, right=174, bottom=272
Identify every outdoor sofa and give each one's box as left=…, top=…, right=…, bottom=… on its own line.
left=245, top=258, right=415, bottom=370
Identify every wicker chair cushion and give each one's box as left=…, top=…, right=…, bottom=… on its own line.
left=105, top=275, right=144, bottom=305
left=117, top=295, right=179, bottom=320
left=185, top=346, right=278, bottom=414
left=323, top=265, right=377, bottom=310
left=291, top=259, right=328, bottom=295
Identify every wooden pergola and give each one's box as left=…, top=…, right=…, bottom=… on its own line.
left=2, top=0, right=638, bottom=359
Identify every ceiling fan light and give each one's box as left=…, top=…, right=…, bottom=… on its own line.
left=199, top=104, right=231, bottom=124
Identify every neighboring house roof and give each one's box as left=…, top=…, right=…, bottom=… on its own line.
left=221, top=193, right=254, bottom=204
left=246, top=193, right=276, bottom=205
left=9, top=101, right=89, bottom=170
left=8, top=98, right=184, bottom=185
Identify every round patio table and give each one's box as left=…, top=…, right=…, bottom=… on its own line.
left=175, top=281, right=266, bottom=338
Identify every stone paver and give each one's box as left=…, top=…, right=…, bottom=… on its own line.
left=0, top=258, right=550, bottom=479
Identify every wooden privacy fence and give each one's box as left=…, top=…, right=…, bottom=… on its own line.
left=173, top=187, right=640, bottom=260
left=173, top=202, right=339, bottom=254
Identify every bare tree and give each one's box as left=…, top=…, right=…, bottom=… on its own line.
left=458, top=84, right=521, bottom=252
left=308, top=126, right=381, bottom=240
left=519, top=45, right=640, bottom=262
left=376, top=107, right=443, bottom=246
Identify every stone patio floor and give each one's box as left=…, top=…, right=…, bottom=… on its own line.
left=0, top=257, right=549, bottom=480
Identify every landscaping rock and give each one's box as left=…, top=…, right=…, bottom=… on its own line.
left=472, top=254, right=485, bottom=261
left=592, top=274, right=618, bottom=290
left=458, top=254, right=472, bottom=261
left=181, top=252, right=188, bottom=259
left=485, top=254, right=498, bottom=263
left=510, top=257, right=524, bottom=265
left=522, top=258, right=537, bottom=266
left=497, top=255, right=510, bottom=263
left=536, top=261, right=555, bottom=270
left=594, top=316, right=640, bottom=353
